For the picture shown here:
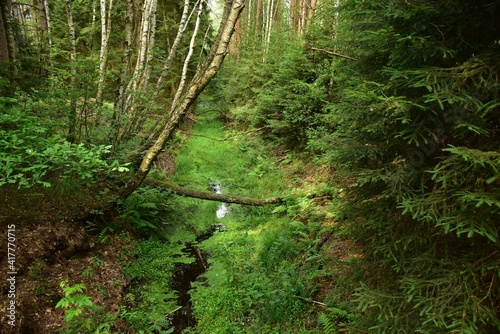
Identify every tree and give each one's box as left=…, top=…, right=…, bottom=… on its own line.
left=119, top=0, right=247, bottom=199
left=65, top=0, right=78, bottom=143
left=96, top=0, right=113, bottom=105
left=0, top=0, right=15, bottom=62
left=318, top=0, right=500, bottom=332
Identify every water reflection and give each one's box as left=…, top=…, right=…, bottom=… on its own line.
left=213, top=184, right=229, bottom=218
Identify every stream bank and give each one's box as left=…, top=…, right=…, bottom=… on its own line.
left=170, top=226, right=215, bottom=333
left=170, top=185, right=228, bottom=333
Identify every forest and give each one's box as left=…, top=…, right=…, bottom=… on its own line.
left=0, top=0, right=499, bottom=333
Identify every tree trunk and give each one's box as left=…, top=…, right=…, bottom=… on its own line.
left=65, top=0, right=77, bottom=143
left=96, top=0, right=113, bottom=105
left=137, top=0, right=191, bottom=144
left=153, top=0, right=190, bottom=96
left=172, top=0, right=204, bottom=108
left=111, top=0, right=133, bottom=147
left=0, top=0, right=15, bottom=62
left=117, top=0, right=158, bottom=143
left=255, top=0, right=260, bottom=38
left=119, top=0, right=247, bottom=199
left=44, top=0, right=52, bottom=45
left=144, top=179, right=282, bottom=205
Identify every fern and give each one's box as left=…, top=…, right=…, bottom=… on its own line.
left=318, top=312, right=338, bottom=334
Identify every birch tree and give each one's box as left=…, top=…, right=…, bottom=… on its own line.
left=113, top=0, right=159, bottom=144
left=96, top=0, right=113, bottom=105
left=119, top=0, right=247, bottom=199
left=65, top=0, right=77, bottom=142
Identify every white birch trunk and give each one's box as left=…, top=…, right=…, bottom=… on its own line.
left=172, top=0, right=204, bottom=108
left=124, top=0, right=157, bottom=113
left=96, top=0, right=113, bottom=105
left=266, top=0, right=274, bottom=46
left=43, top=0, right=51, bottom=45
left=120, top=0, right=247, bottom=199
left=65, top=0, right=77, bottom=142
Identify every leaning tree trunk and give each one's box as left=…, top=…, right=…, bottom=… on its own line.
left=119, top=0, right=247, bottom=199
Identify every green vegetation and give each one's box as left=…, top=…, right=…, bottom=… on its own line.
left=212, top=0, right=500, bottom=333
left=56, top=280, right=115, bottom=334
left=0, top=99, right=128, bottom=188
left=1, top=0, right=499, bottom=333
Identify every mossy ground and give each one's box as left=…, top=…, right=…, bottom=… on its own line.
left=0, top=104, right=362, bottom=333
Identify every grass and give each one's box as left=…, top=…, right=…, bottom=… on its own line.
left=122, top=103, right=359, bottom=333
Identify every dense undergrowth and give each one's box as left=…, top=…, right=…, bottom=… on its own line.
left=2, top=0, right=498, bottom=333
left=118, top=106, right=359, bottom=333
left=209, top=1, right=500, bottom=333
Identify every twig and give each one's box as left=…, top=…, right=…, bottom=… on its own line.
left=294, top=295, right=327, bottom=306
left=180, top=125, right=271, bottom=142
left=166, top=306, right=182, bottom=315
left=194, top=247, right=207, bottom=270
left=311, top=47, right=358, bottom=61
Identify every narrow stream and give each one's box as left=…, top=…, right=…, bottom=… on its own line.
left=169, top=184, right=228, bottom=333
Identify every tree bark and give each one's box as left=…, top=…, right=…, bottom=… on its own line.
left=119, top=0, right=247, bottom=199
left=172, top=0, right=204, bottom=107
left=111, top=0, right=133, bottom=147
left=65, top=0, right=77, bottom=143
left=96, top=0, right=113, bottom=105
left=0, top=0, right=15, bottom=62
left=153, top=0, right=190, bottom=96
left=144, top=179, right=282, bottom=205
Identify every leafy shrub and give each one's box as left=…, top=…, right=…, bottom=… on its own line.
left=0, top=100, right=128, bottom=188
left=56, top=280, right=115, bottom=334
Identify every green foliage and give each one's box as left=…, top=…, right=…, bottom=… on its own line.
left=318, top=306, right=359, bottom=334
left=191, top=217, right=311, bottom=333
left=0, top=98, right=128, bottom=188
left=56, top=280, right=115, bottom=334
left=122, top=239, right=185, bottom=332
left=210, top=0, right=500, bottom=332
left=119, top=186, right=173, bottom=233
left=312, top=0, right=500, bottom=333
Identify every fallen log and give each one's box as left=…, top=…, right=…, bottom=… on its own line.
left=144, top=178, right=283, bottom=206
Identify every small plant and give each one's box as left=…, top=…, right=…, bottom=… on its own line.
left=120, top=186, right=172, bottom=233
left=81, top=267, right=94, bottom=278
left=34, top=285, right=46, bottom=296
left=97, top=225, right=115, bottom=244
left=56, top=280, right=98, bottom=332
left=28, top=259, right=45, bottom=280
left=90, top=256, right=106, bottom=268
left=55, top=280, right=114, bottom=333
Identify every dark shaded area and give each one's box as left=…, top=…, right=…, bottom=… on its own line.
left=170, top=226, right=216, bottom=333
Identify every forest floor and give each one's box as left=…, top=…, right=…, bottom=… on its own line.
left=0, top=111, right=361, bottom=333
left=0, top=181, right=136, bottom=333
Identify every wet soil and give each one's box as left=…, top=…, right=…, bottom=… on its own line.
left=170, top=226, right=215, bottom=333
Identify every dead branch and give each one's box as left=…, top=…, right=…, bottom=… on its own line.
left=311, top=47, right=358, bottom=61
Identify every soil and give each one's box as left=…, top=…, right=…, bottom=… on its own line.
left=0, top=183, right=135, bottom=333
